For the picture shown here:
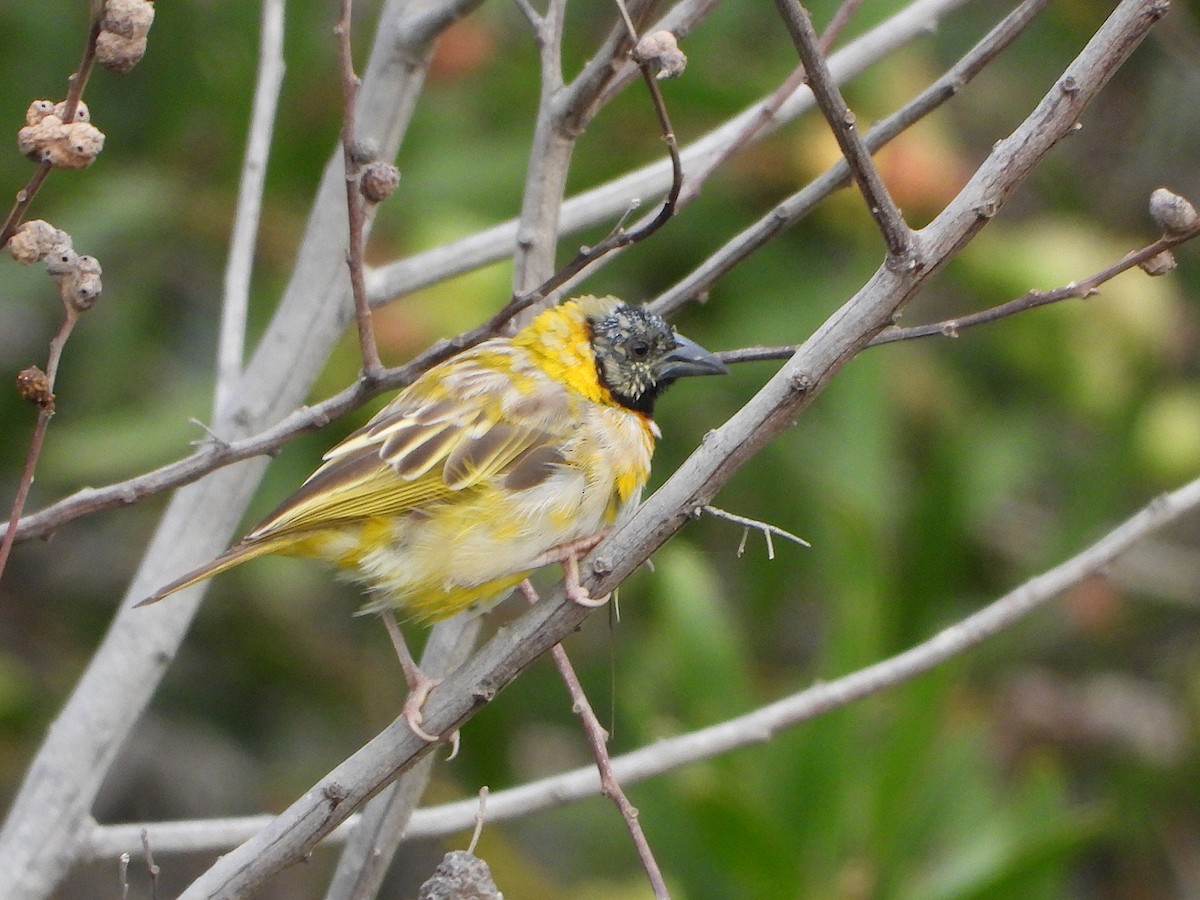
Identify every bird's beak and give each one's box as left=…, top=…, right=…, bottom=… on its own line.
left=656, top=334, right=728, bottom=381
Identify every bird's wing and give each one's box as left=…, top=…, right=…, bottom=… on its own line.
left=247, top=354, right=576, bottom=539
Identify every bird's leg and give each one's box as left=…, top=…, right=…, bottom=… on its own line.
left=526, top=532, right=611, bottom=607
left=381, top=609, right=442, bottom=744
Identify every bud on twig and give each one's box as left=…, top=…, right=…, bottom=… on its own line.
left=1149, top=188, right=1198, bottom=238
left=17, top=366, right=55, bottom=411
left=359, top=161, right=400, bottom=203
left=632, top=31, right=688, bottom=80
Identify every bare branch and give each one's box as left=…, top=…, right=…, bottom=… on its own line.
left=323, top=618, right=481, bottom=900
left=215, top=0, right=286, bottom=417
left=337, top=0, right=384, bottom=376
left=773, top=0, right=915, bottom=263
left=364, top=0, right=977, bottom=307
left=870, top=220, right=1200, bottom=345
left=521, top=580, right=669, bottom=898
left=89, top=466, right=1200, bottom=861
left=651, top=0, right=1053, bottom=317
left=709, top=217, right=1200, bottom=363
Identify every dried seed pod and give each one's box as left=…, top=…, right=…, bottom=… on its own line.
left=52, top=100, right=90, bottom=123
left=25, top=100, right=55, bottom=126
left=18, top=114, right=67, bottom=160
left=98, top=0, right=155, bottom=72
left=49, top=123, right=106, bottom=169
left=101, top=0, right=155, bottom=38
left=17, top=366, right=55, bottom=411
left=349, top=138, right=380, bottom=167
left=1149, top=188, right=1198, bottom=238
left=17, top=114, right=105, bottom=168
left=45, top=247, right=80, bottom=278
left=359, top=162, right=400, bottom=203
left=633, top=30, right=687, bottom=79
left=97, top=32, right=149, bottom=73
left=56, top=254, right=104, bottom=312
left=7, top=220, right=71, bottom=265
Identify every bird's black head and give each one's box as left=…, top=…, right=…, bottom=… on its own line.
left=588, top=305, right=726, bottom=415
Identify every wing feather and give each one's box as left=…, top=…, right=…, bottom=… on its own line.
left=247, top=347, right=577, bottom=541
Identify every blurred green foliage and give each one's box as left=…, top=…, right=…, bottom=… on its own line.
left=2, top=1, right=1200, bottom=898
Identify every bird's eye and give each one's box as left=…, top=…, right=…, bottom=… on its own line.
left=629, top=340, right=650, bottom=360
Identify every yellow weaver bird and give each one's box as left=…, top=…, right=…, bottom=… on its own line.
left=142, top=295, right=725, bottom=737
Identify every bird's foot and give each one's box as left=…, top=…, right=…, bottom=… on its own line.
left=526, top=533, right=611, bottom=608
left=400, top=670, right=442, bottom=744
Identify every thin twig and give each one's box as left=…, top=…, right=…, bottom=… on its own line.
left=215, top=0, right=287, bottom=417
left=675, top=0, right=862, bottom=208
left=140, top=829, right=160, bottom=900
left=364, top=0, right=977, bottom=308
left=651, top=0, right=1054, bottom=317
left=336, top=0, right=384, bottom=378
left=0, top=0, right=103, bottom=584
left=818, top=0, right=864, bottom=53
left=703, top=505, right=811, bottom=559
left=870, top=224, right=1200, bottom=345
left=0, top=310, right=79, bottom=584
left=492, top=0, right=686, bottom=316
left=466, top=788, right=488, bottom=855
left=708, top=221, right=1200, bottom=363
left=773, top=0, right=916, bottom=266
left=521, top=580, right=670, bottom=899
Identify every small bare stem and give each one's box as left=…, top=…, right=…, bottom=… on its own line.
left=336, top=0, right=384, bottom=379
left=773, top=0, right=916, bottom=266
left=0, top=311, right=79, bottom=585
left=521, top=580, right=670, bottom=899
left=703, top=505, right=811, bottom=559
left=871, top=225, right=1200, bottom=345
left=466, top=787, right=488, bottom=855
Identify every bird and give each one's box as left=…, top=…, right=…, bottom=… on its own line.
left=140, top=295, right=726, bottom=738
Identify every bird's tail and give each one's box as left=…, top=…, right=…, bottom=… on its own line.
left=136, top=537, right=296, bottom=607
